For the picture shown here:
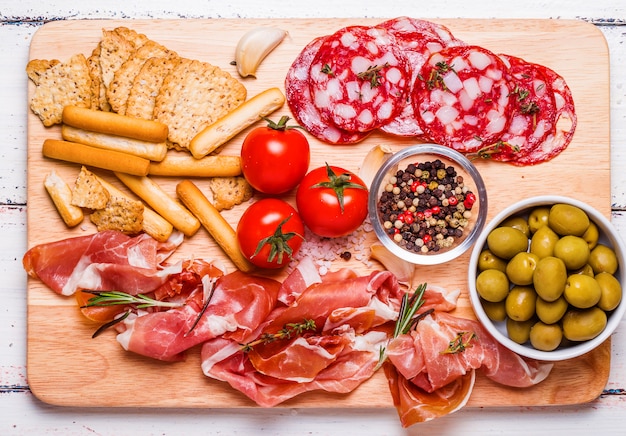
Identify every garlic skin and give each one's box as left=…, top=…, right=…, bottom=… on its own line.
left=235, top=27, right=287, bottom=78
left=358, top=144, right=393, bottom=187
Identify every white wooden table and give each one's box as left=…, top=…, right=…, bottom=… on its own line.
left=2, top=1, right=625, bottom=434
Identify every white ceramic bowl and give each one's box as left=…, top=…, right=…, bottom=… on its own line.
left=468, top=195, right=626, bottom=361
left=368, top=144, right=487, bottom=265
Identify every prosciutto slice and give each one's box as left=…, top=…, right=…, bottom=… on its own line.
left=201, top=269, right=405, bottom=407
left=23, top=230, right=183, bottom=296
left=116, top=270, right=281, bottom=362
left=385, top=311, right=553, bottom=426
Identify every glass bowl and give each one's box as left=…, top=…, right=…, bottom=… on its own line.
left=368, top=143, right=487, bottom=265
left=468, top=195, right=626, bottom=361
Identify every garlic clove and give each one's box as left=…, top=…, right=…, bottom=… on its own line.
left=234, top=27, right=287, bottom=78
left=358, top=144, right=393, bottom=187
left=370, top=242, right=416, bottom=287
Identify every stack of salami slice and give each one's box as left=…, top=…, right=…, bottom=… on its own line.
left=285, top=17, right=577, bottom=166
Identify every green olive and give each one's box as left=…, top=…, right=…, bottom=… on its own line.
left=533, top=256, right=567, bottom=302
left=506, top=252, right=539, bottom=286
left=582, top=221, right=600, bottom=250
left=588, top=244, right=619, bottom=275
left=562, top=307, right=607, bottom=341
left=595, top=272, right=622, bottom=311
left=481, top=298, right=507, bottom=322
left=477, top=249, right=507, bottom=273
left=501, top=216, right=531, bottom=238
left=572, top=264, right=595, bottom=277
left=529, top=225, right=559, bottom=259
left=553, top=235, right=590, bottom=270
left=548, top=203, right=590, bottom=236
left=476, top=269, right=510, bottom=302
left=564, top=274, right=602, bottom=309
left=528, top=207, right=550, bottom=234
left=487, top=226, right=529, bottom=260
left=529, top=321, right=563, bottom=351
left=506, top=317, right=535, bottom=344
left=536, top=296, right=568, bottom=324
left=505, top=285, right=537, bottom=322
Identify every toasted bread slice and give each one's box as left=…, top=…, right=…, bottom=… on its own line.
left=90, top=196, right=144, bottom=234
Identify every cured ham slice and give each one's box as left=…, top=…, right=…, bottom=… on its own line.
left=412, top=45, right=514, bottom=152
left=201, top=269, right=405, bottom=407
left=23, top=230, right=183, bottom=296
left=116, top=270, right=281, bottom=361
left=309, top=26, right=411, bottom=133
left=284, top=36, right=370, bottom=144
left=384, top=312, right=553, bottom=426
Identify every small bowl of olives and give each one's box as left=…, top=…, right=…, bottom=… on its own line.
left=368, top=144, right=488, bottom=265
left=468, top=195, right=626, bottom=361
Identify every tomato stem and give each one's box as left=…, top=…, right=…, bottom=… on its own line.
left=311, top=163, right=367, bottom=213
left=262, top=115, right=305, bottom=132
left=253, top=216, right=303, bottom=265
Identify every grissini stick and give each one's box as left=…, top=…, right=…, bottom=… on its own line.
left=148, top=153, right=242, bottom=177
left=43, top=170, right=84, bottom=228
left=62, top=125, right=167, bottom=162
left=115, top=172, right=200, bottom=237
left=42, top=139, right=150, bottom=176
left=62, top=105, right=168, bottom=143
left=189, top=87, right=285, bottom=159
left=95, top=176, right=174, bottom=242
left=176, top=179, right=254, bottom=272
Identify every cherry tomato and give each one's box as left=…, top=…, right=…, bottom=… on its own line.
left=295, top=164, right=369, bottom=238
left=240, top=116, right=310, bottom=195
left=236, top=198, right=305, bottom=269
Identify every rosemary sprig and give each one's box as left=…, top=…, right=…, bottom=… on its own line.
left=240, top=319, right=317, bottom=352
left=357, top=63, right=390, bottom=88
left=441, top=331, right=477, bottom=354
left=423, top=61, right=455, bottom=90
left=393, top=283, right=430, bottom=338
left=184, top=278, right=217, bottom=337
left=81, top=290, right=185, bottom=309
left=91, top=310, right=131, bottom=339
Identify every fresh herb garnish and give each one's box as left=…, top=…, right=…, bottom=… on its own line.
left=357, top=63, right=390, bottom=88
left=425, top=61, right=455, bottom=90
left=81, top=290, right=184, bottom=309
left=441, top=331, right=477, bottom=354
left=241, top=319, right=317, bottom=352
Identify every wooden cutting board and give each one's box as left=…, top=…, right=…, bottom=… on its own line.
left=26, top=18, right=611, bottom=409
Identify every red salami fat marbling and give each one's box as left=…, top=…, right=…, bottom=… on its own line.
left=412, top=45, right=514, bottom=152
left=485, top=54, right=558, bottom=162
left=378, top=17, right=465, bottom=137
left=308, top=25, right=411, bottom=133
left=513, top=64, right=577, bottom=165
left=285, top=36, right=370, bottom=144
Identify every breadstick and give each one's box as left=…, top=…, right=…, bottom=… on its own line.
left=176, top=179, right=254, bottom=272
left=95, top=177, right=174, bottom=242
left=115, top=172, right=200, bottom=237
left=62, top=125, right=168, bottom=162
left=148, top=153, right=241, bottom=177
left=42, top=139, right=150, bottom=176
left=43, top=170, right=84, bottom=227
left=62, top=105, right=168, bottom=143
left=189, top=87, right=285, bottom=159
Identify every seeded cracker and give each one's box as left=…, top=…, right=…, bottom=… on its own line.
left=125, top=56, right=181, bottom=120
left=86, top=43, right=111, bottom=112
left=208, top=176, right=254, bottom=211
left=71, top=166, right=110, bottom=210
left=107, top=40, right=178, bottom=115
left=26, top=54, right=92, bottom=126
left=99, top=27, right=149, bottom=89
left=154, top=58, right=247, bottom=150
left=90, top=196, right=144, bottom=234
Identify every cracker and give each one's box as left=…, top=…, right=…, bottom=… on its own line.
left=125, top=56, right=181, bottom=120
left=86, top=43, right=111, bottom=112
left=27, top=54, right=92, bottom=126
left=99, top=27, right=148, bottom=89
left=208, top=176, right=253, bottom=211
left=71, top=166, right=110, bottom=210
left=107, top=40, right=178, bottom=114
left=90, top=195, right=144, bottom=234
left=153, top=58, right=247, bottom=150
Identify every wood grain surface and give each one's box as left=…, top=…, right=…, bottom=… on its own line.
left=26, top=18, right=611, bottom=408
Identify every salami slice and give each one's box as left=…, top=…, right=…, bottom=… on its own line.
left=308, top=25, right=411, bottom=133
left=378, top=17, right=465, bottom=137
left=412, top=45, right=514, bottom=152
left=512, top=65, right=577, bottom=165
left=285, top=36, right=369, bottom=144
left=484, top=54, right=558, bottom=162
